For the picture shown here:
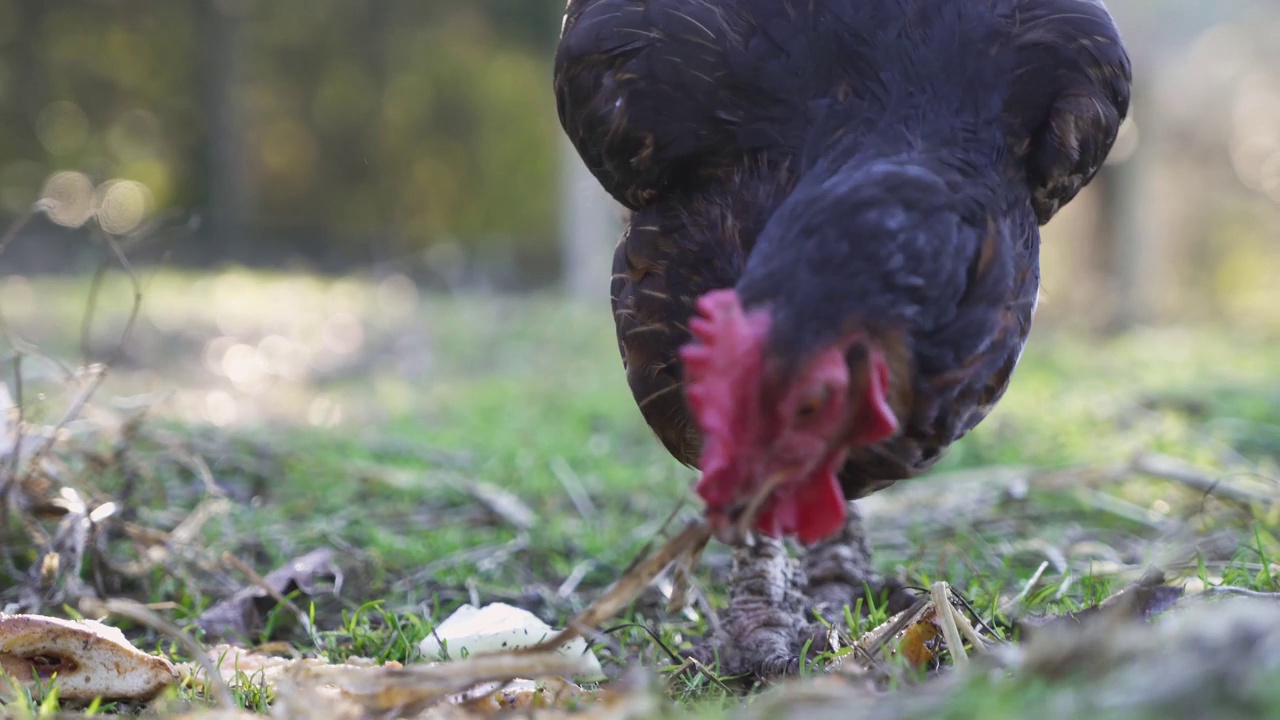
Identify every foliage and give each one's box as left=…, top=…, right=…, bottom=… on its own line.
left=0, top=1, right=565, bottom=269
left=0, top=271, right=1278, bottom=717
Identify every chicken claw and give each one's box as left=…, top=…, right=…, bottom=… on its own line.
left=685, top=503, right=914, bottom=682
left=687, top=535, right=814, bottom=679
left=803, top=502, right=916, bottom=629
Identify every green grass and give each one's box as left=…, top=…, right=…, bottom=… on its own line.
left=1, top=268, right=1279, bottom=717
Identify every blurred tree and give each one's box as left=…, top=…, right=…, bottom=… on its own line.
left=0, top=0, right=1272, bottom=326
left=198, top=0, right=249, bottom=263
left=0, top=0, right=568, bottom=281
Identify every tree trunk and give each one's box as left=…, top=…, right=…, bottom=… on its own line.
left=559, top=137, right=621, bottom=302
left=197, top=0, right=249, bottom=263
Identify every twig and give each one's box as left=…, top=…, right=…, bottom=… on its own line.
left=666, top=530, right=709, bottom=616
left=403, top=533, right=528, bottom=586
left=96, top=226, right=144, bottom=368
left=1133, top=452, right=1275, bottom=506
left=549, top=456, right=597, bottom=519
left=0, top=204, right=40, bottom=260
left=79, top=258, right=111, bottom=366
left=531, top=520, right=711, bottom=653
left=732, top=473, right=789, bottom=544
left=1055, top=572, right=1074, bottom=601
left=556, top=560, right=595, bottom=598
left=449, top=476, right=535, bottom=531
left=6, top=225, right=144, bottom=495
left=82, top=596, right=235, bottom=708
left=1079, top=488, right=1168, bottom=531
left=931, top=582, right=968, bottom=666
left=172, top=450, right=227, bottom=499
left=863, top=596, right=931, bottom=661
left=664, top=654, right=734, bottom=695
left=221, top=551, right=308, bottom=627
left=945, top=588, right=1007, bottom=643
left=619, top=499, right=688, bottom=577
left=2, top=353, right=23, bottom=505
left=301, top=648, right=588, bottom=711
left=948, top=603, right=987, bottom=653
left=1000, top=560, right=1049, bottom=617
left=17, top=364, right=109, bottom=491
left=1202, top=587, right=1280, bottom=600
left=168, top=498, right=232, bottom=548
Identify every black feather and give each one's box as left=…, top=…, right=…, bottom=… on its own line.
left=557, top=0, right=1131, bottom=491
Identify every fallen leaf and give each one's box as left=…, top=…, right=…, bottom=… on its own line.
left=897, top=611, right=941, bottom=668
left=195, top=548, right=341, bottom=641
left=306, top=648, right=592, bottom=712
left=455, top=478, right=537, bottom=530
left=181, top=642, right=598, bottom=716
left=0, top=613, right=177, bottom=702
left=177, top=643, right=402, bottom=695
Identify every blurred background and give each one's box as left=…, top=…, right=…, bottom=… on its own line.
left=1, top=0, right=1279, bottom=650
left=0, top=0, right=1276, bottom=428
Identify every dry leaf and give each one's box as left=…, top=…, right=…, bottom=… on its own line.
left=177, top=644, right=402, bottom=695
left=897, top=611, right=941, bottom=668
left=0, top=613, right=177, bottom=702
left=302, top=649, right=591, bottom=712
left=196, top=548, right=341, bottom=641
left=182, top=643, right=598, bottom=717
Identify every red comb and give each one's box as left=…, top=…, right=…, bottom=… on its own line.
left=679, top=290, right=769, bottom=436
left=679, top=289, right=771, bottom=507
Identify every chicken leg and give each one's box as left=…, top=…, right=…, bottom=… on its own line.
left=692, top=534, right=813, bottom=678
left=691, top=502, right=912, bottom=680
left=803, top=501, right=914, bottom=630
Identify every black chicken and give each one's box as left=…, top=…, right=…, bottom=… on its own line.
left=554, top=0, right=1131, bottom=677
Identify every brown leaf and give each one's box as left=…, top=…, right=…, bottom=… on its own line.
left=294, top=647, right=593, bottom=715
left=179, top=647, right=650, bottom=720
left=195, top=548, right=341, bottom=642
left=897, top=611, right=941, bottom=668
left=0, top=613, right=177, bottom=702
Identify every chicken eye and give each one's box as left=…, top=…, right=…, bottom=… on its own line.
left=795, top=385, right=831, bottom=422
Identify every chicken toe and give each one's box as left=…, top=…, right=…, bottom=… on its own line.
left=688, top=534, right=815, bottom=679
left=802, top=501, right=914, bottom=629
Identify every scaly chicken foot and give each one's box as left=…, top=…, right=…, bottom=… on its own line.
left=686, top=504, right=913, bottom=681
left=687, top=534, right=815, bottom=679
left=802, top=501, right=916, bottom=636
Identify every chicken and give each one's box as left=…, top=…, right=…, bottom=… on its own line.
left=554, top=0, right=1130, bottom=678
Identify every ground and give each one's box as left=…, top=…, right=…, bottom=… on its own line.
left=0, top=268, right=1278, bottom=717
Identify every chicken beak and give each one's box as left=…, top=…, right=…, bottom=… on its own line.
left=703, top=471, right=789, bottom=546
left=708, top=513, right=749, bottom=546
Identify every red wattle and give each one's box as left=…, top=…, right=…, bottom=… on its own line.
left=791, top=469, right=848, bottom=544
left=753, top=502, right=785, bottom=539
left=850, top=349, right=898, bottom=446
left=751, top=468, right=847, bottom=544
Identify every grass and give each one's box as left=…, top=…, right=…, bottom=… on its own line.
left=1, top=268, right=1279, bottom=717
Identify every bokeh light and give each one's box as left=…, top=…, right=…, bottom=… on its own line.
left=40, top=171, right=95, bottom=228
left=35, top=101, right=90, bottom=156
left=93, top=179, right=152, bottom=234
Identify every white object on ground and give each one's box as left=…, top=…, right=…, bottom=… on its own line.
left=418, top=603, right=605, bottom=682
